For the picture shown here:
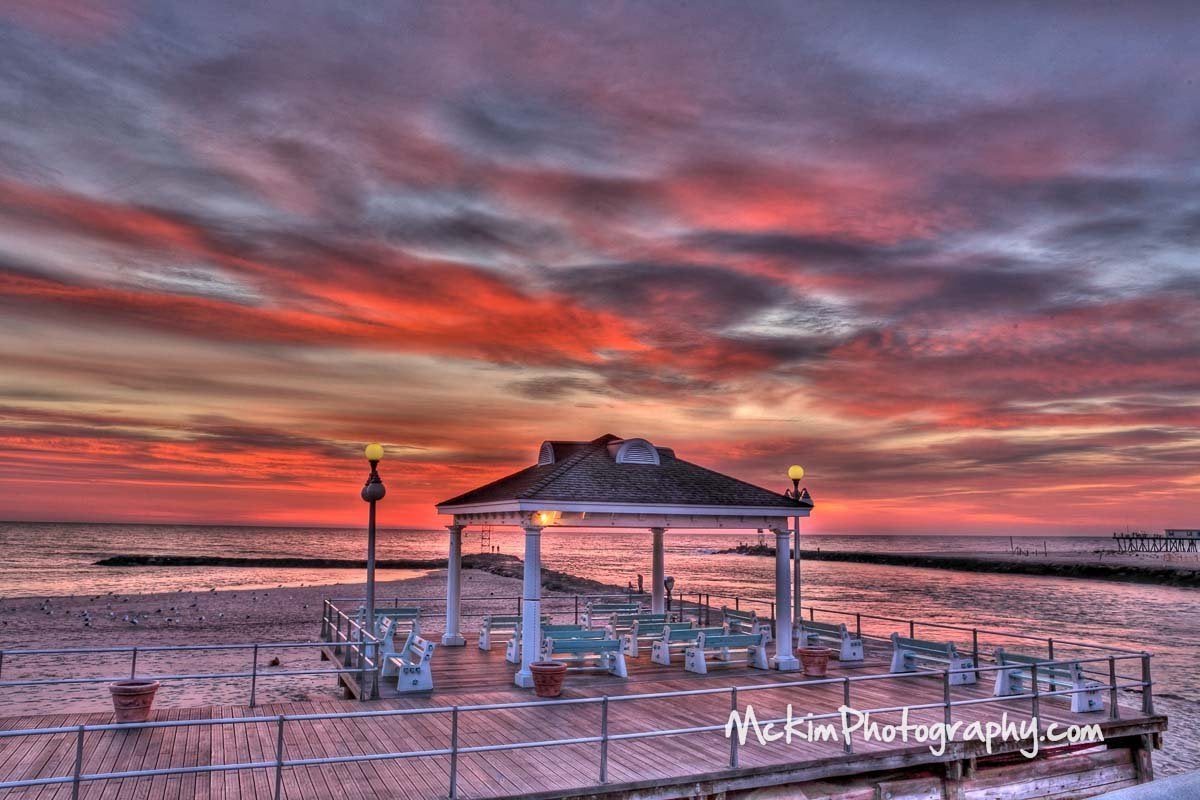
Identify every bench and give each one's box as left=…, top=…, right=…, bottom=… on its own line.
left=722, top=607, right=772, bottom=643
left=541, top=632, right=627, bottom=677
left=797, top=620, right=864, bottom=662
left=684, top=631, right=769, bottom=674
left=380, top=631, right=435, bottom=692
left=504, top=622, right=579, bottom=664
left=619, top=620, right=695, bottom=657
left=358, top=606, right=421, bottom=639
left=992, top=648, right=1104, bottom=713
left=478, top=614, right=548, bottom=652
left=582, top=602, right=642, bottom=628
left=650, top=626, right=726, bottom=666
left=364, top=615, right=398, bottom=664
left=604, top=612, right=671, bottom=647
left=889, top=633, right=977, bottom=685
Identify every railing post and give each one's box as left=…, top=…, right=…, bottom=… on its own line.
left=71, top=724, right=85, bottom=800
left=599, top=696, right=609, bottom=783
left=809, top=606, right=814, bottom=621
left=250, top=643, right=259, bottom=707
left=449, top=707, right=459, bottom=800
left=1030, top=663, right=1041, bottom=733
left=735, top=597, right=740, bottom=611
left=855, top=613, right=861, bottom=638
left=729, top=687, right=739, bottom=768
left=1047, top=638, right=1055, bottom=659
left=1141, top=653, right=1154, bottom=715
left=574, top=595, right=579, bottom=625
left=971, top=629, right=979, bottom=671
left=908, top=620, right=915, bottom=638
left=842, top=678, right=852, bottom=754
left=130, top=647, right=138, bottom=679
left=320, top=601, right=329, bottom=641
left=942, top=670, right=952, bottom=728
left=1109, top=657, right=1119, bottom=721
left=273, top=715, right=285, bottom=800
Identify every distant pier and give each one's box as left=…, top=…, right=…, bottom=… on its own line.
left=1113, top=529, right=1200, bottom=554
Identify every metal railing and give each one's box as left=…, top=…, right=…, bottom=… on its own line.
left=0, top=611, right=381, bottom=708
left=0, top=650, right=1155, bottom=799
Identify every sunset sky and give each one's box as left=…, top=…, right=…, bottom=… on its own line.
left=1, top=2, right=1198, bottom=534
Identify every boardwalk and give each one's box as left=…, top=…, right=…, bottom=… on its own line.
left=0, top=635, right=1165, bottom=799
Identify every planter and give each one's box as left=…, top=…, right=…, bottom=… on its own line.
left=109, top=680, right=161, bottom=723
left=797, top=647, right=832, bottom=678
left=529, top=661, right=568, bottom=698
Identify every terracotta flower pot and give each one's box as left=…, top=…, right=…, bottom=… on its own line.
left=109, top=679, right=161, bottom=723
left=529, top=661, right=568, bottom=698
left=797, top=647, right=832, bottom=678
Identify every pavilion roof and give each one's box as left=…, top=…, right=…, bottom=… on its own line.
left=437, top=434, right=810, bottom=511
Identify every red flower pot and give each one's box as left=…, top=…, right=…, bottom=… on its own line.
left=797, top=647, right=832, bottom=678
left=109, top=680, right=161, bottom=723
left=529, top=661, right=568, bottom=697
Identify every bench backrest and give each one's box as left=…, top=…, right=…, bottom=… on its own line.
left=696, top=631, right=764, bottom=650
left=545, top=628, right=609, bottom=641
left=891, top=633, right=957, bottom=658
left=546, top=637, right=621, bottom=653
left=666, top=625, right=724, bottom=642
left=542, top=623, right=586, bottom=634
left=995, top=648, right=1084, bottom=685
left=588, top=603, right=641, bottom=613
left=801, top=620, right=850, bottom=637
left=611, top=613, right=670, bottom=626
left=721, top=606, right=757, bottom=622
left=399, top=634, right=434, bottom=664
left=481, top=615, right=523, bottom=627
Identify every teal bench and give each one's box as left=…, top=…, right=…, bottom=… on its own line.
left=889, top=633, right=977, bottom=685
left=619, top=620, right=694, bottom=657
left=582, top=602, right=642, bottom=628
left=722, top=606, right=772, bottom=643
left=542, top=632, right=627, bottom=677
left=992, top=648, right=1104, bottom=713
left=357, top=605, right=421, bottom=639
left=798, top=620, right=864, bottom=662
left=504, top=621, right=577, bottom=664
left=650, top=625, right=726, bottom=666
left=380, top=630, right=435, bottom=692
left=684, top=630, right=769, bottom=674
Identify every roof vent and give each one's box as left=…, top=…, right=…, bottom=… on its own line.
left=537, top=441, right=556, bottom=466
left=613, top=438, right=661, bottom=465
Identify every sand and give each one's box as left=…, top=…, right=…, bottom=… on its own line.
left=0, top=566, right=531, bottom=715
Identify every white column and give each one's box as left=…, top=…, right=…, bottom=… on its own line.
left=514, top=525, right=543, bottom=688
left=650, top=527, right=665, bottom=614
left=442, top=524, right=465, bottom=646
left=771, top=527, right=799, bottom=671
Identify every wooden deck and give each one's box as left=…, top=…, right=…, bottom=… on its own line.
left=0, top=635, right=1166, bottom=799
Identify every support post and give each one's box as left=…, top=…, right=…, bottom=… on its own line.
left=442, top=524, right=466, bottom=646
left=650, top=527, right=665, bottom=615
left=793, top=513, right=801, bottom=622
left=514, top=525, right=543, bottom=688
left=771, top=527, right=799, bottom=671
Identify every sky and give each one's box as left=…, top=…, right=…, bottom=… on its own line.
left=1, top=2, right=1198, bottom=534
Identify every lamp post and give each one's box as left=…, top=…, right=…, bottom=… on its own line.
left=361, top=443, right=386, bottom=638
left=787, top=465, right=805, bottom=623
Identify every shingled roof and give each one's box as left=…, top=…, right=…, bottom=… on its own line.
left=437, top=434, right=811, bottom=510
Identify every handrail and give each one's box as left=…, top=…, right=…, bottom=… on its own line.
left=0, top=648, right=1155, bottom=797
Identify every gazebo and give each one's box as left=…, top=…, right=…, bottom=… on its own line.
left=436, top=434, right=813, bottom=688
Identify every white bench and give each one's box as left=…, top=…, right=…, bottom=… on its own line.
left=503, top=621, right=576, bottom=663
left=358, top=606, right=421, bottom=639
left=617, top=620, right=693, bottom=657
left=992, top=648, right=1105, bottom=713
left=541, top=631, right=627, bottom=678
left=797, top=619, right=864, bottom=662
left=582, top=602, right=642, bottom=629
left=722, top=607, right=772, bottom=643
left=479, top=614, right=549, bottom=652
left=650, top=625, right=725, bottom=666
left=684, top=631, right=769, bottom=674
left=381, top=631, right=435, bottom=692
left=889, top=633, right=977, bottom=685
